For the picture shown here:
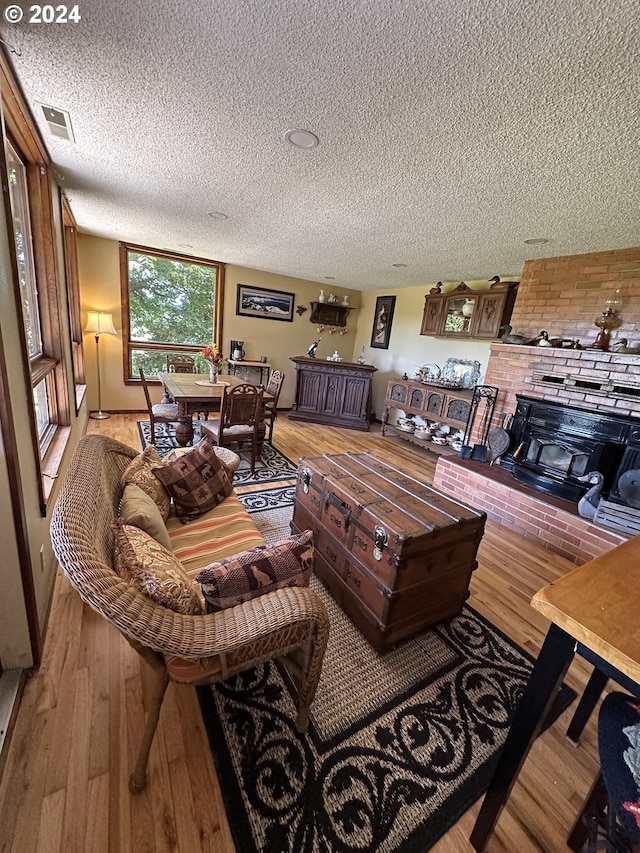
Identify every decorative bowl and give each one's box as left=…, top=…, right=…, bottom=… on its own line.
left=432, top=436, right=448, bottom=445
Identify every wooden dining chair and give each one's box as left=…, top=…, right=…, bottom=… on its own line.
left=200, top=383, right=266, bottom=473
left=262, top=370, right=285, bottom=445
left=166, top=354, right=196, bottom=373
left=139, top=368, right=181, bottom=443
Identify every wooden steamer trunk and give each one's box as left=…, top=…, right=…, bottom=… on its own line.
left=291, top=452, right=487, bottom=652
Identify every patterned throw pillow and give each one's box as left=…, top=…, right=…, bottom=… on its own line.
left=121, top=446, right=171, bottom=521
left=113, top=519, right=203, bottom=615
left=153, top=436, right=233, bottom=523
left=119, top=483, right=172, bottom=551
left=195, top=529, right=314, bottom=612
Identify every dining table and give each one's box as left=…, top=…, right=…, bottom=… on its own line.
left=158, top=372, right=275, bottom=446
left=470, top=534, right=640, bottom=852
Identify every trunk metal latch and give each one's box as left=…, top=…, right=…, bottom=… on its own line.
left=373, top=526, right=388, bottom=560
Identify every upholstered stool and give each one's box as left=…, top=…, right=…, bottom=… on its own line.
left=569, top=692, right=640, bottom=852
left=164, top=445, right=241, bottom=475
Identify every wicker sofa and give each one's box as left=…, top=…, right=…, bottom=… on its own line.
left=50, top=434, right=329, bottom=791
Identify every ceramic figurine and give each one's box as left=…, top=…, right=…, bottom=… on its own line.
left=577, top=471, right=604, bottom=520
left=307, top=339, right=321, bottom=358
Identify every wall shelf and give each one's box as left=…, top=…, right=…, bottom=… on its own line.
left=309, top=301, right=353, bottom=328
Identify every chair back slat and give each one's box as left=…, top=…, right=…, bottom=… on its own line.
left=167, top=354, right=196, bottom=373
left=221, top=383, right=263, bottom=428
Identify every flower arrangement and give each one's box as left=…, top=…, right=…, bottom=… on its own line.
left=201, top=342, right=226, bottom=367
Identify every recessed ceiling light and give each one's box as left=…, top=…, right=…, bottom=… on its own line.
left=392, top=263, right=408, bottom=268
left=285, top=129, right=319, bottom=149
left=208, top=211, right=228, bottom=220
left=524, top=238, right=549, bottom=245
left=179, top=243, right=193, bottom=249
left=324, top=276, right=335, bottom=280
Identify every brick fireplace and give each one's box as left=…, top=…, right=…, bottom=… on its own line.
left=433, top=247, right=640, bottom=563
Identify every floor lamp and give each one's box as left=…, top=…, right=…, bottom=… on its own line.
left=84, top=310, right=117, bottom=419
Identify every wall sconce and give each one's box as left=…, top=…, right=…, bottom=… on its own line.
left=592, top=289, right=622, bottom=352
left=84, top=310, right=117, bottom=418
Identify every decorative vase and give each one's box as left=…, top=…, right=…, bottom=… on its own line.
left=461, top=298, right=475, bottom=319
left=209, top=365, right=218, bottom=384
left=318, top=289, right=325, bottom=302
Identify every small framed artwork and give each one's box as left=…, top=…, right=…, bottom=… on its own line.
left=370, top=295, right=396, bottom=349
left=236, top=284, right=295, bottom=322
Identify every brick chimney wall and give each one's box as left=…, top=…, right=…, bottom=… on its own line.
left=508, top=247, right=640, bottom=345
left=484, top=247, right=640, bottom=423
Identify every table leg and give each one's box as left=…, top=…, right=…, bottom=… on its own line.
left=566, top=667, right=608, bottom=744
left=470, top=624, right=576, bottom=852
left=173, top=404, right=194, bottom=446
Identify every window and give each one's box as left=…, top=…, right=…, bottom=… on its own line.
left=1, top=55, right=72, bottom=505
left=120, top=244, right=224, bottom=380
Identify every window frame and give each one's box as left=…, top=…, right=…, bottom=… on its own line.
left=0, top=56, right=71, bottom=508
left=119, top=242, right=225, bottom=384
left=61, top=196, right=86, bottom=411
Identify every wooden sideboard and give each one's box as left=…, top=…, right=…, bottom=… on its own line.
left=382, top=377, right=474, bottom=449
left=288, top=356, right=377, bottom=431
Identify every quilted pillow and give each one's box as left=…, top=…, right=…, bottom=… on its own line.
left=121, top=446, right=171, bottom=521
left=152, top=436, right=233, bottom=523
left=195, top=529, right=314, bottom=612
left=119, top=483, right=172, bottom=551
left=113, top=520, right=203, bottom=615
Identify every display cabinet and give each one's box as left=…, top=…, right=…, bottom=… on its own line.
left=420, top=280, right=518, bottom=339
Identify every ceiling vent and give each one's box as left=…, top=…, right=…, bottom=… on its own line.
left=38, top=104, right=75, bottom=142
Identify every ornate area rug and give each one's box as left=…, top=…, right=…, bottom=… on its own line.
left=136, top=421, right=298, bottom=487
left=198, top=505, right=577, bottom=853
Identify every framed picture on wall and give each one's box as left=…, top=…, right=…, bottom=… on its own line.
left=370, top=295, right=396, bottom=349
left=236, top=284, right=295, bottom=322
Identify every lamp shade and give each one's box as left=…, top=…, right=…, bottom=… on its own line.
left=84, top=311, right=117, bottom=335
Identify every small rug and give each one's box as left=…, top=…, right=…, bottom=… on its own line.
left=198, top=504, right=577, bottom=853
left=137, top=421, right=298, bottom=487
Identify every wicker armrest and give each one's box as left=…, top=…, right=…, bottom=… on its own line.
left=67, top=565, right=328, bottom=660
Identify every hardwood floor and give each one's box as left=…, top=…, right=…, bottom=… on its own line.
left=0, top=414, right=603, bottom=852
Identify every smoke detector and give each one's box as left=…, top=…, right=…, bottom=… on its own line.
left=38, top=104, right=75, bottom=142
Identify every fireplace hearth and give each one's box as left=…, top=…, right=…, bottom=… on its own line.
left=500, top=396, right=640, bottom=503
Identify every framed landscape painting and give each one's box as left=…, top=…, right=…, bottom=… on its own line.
left=236, top=284, right=295, bottom=322
left=370, top=295, right=396, bottom=348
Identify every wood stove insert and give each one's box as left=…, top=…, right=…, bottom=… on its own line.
left=500, top=396, right=640, bottom=504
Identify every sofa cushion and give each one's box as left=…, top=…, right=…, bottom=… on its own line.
left=119, top=483, right=172, bottom=551
left=113, top=520, right=203, bottom=615
left=153, top=436, right=233, bottom=523
left=195, top=529, right=314, bottom=612
left=167, top=493, right=265, bottom=574
left=121, top=446, right=171, bottom=521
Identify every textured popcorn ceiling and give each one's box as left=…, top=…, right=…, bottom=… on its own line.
left=4, top=0, right=639, bottom=290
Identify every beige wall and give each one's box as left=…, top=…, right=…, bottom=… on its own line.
left=77, top=235, right=363, bottom=410
left=352, top=279, right=519, bottom=421
left=78, top=233, right=522, bottom=420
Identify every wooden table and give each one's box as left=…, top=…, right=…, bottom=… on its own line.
left=470, top=535, right=640, bottom=851
left=158, top=372, right=274, bottom=446
left=227, top=359, right=271, bottom=385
